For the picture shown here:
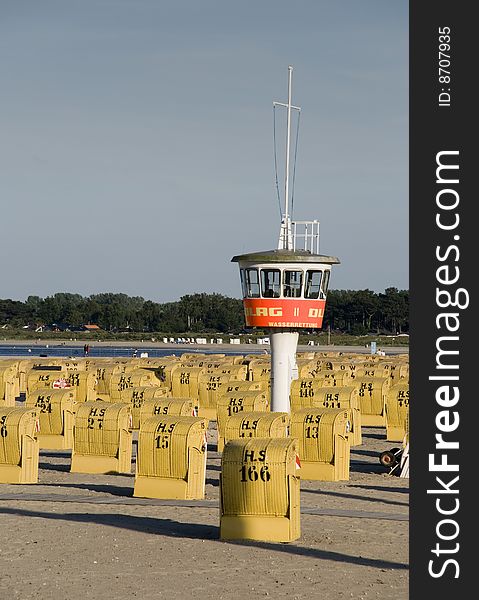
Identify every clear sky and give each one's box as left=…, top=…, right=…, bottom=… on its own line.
left=1, top=0, right=408, bottom=303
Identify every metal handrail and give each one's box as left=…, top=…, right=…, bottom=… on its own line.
left=291, top=220, right=320, bottom=254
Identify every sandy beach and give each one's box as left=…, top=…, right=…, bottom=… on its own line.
left=0, top=421, right=408, bottom=599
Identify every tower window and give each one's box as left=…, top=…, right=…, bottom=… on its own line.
left=305, top=270, right=323, bottom=299
left=243, top=268, right=260, bottom=298
left=260, top=269, right=281, bottom=298
left=322, top=270, right=330, bottom=297
left=283, top=270, right=303, bottom=297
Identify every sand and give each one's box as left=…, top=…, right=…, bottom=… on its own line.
left=0, top=423, right=408, bottom=600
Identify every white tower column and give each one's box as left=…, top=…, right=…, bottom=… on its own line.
left=269, top=330, right=299, bottom=412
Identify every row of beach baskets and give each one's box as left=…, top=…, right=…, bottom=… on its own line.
left=0, top=351, right=409, bottom=541
left=0, top=351, right=409, bottom=435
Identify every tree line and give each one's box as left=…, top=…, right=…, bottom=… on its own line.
left=0, top=288, right=408, bottom=335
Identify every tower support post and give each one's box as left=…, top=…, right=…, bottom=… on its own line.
left=269, top=330, right=299, bottom=413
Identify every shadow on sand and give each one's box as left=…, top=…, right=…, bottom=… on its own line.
left=0, top=506, right=408, bottom=570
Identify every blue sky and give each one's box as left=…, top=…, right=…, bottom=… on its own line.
left=1, top=0, right=408, bottom=302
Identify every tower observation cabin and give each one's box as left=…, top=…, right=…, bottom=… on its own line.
left=231, top=66, right=340, bottom=413
left=232, top=246, right=339, bottom=330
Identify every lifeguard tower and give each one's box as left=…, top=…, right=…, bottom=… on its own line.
left=232, top=66, right=340, bottom=413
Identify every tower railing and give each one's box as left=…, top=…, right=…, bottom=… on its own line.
left=291, top=220, right=320, bottom=254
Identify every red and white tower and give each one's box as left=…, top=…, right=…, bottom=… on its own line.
left=232, top=66, right=340, bottom=413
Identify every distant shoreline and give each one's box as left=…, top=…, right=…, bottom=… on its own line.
left=0, top=338, right=408, bottom=355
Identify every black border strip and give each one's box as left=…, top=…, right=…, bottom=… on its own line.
left=410, top=2, right=473, bottom=596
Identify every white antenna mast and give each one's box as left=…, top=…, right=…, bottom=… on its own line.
left=273, top=65, right=301, bottom=250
